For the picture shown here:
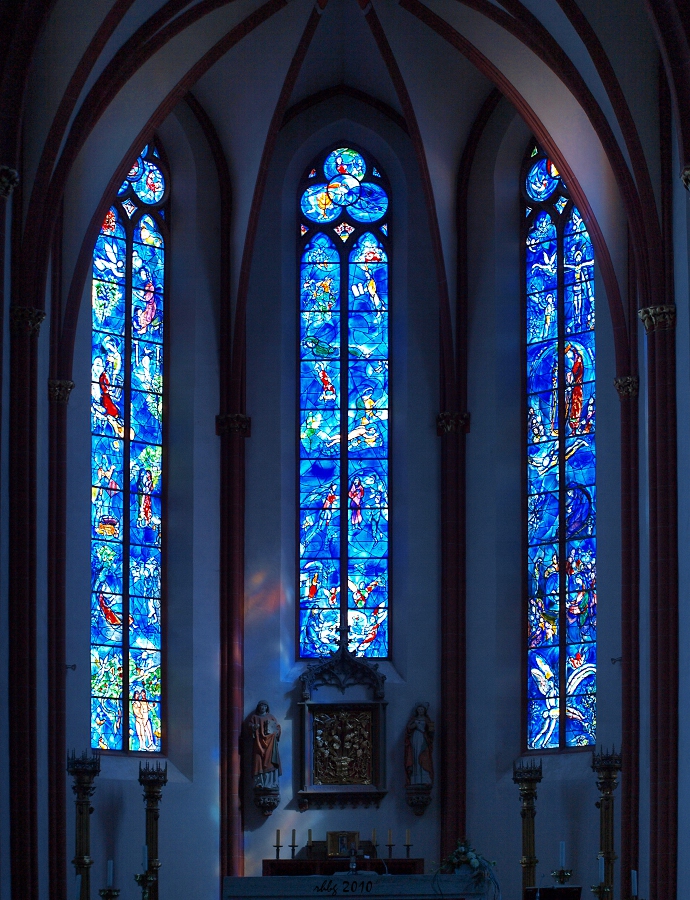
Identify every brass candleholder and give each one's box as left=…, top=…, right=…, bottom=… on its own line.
left=513, top=759, right=543, bottom=892
left=67, top=749, right=101, bottom=900
left=139, top=761, right=167, bottom=900
left=552, top=869, right=573, bottom=884
left=592, top=747, right=622, bottom=892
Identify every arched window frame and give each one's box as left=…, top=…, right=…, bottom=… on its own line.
left=90, top=141, right=169, bottom=753
left=297, top=144, right=391, bottom=660
left=522, top=143, right=597, bottom=751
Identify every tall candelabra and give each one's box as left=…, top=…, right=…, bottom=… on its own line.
left=591, top=747, right=621, bottom=893
left=139, top=761, right=168, bottom=900
left=67, top=750, right=101, bottom=900
left=513, top=759, right=542, bottom=892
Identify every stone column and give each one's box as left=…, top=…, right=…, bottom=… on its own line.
left=513, top=760, right=542, bottom=891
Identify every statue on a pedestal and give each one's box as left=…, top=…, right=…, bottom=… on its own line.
left=404, top=703, right=434, bottom=815
left=249, top=701, right=281, bottom=816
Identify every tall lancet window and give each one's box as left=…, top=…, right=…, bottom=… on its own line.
left=523, top=145, right=596, bottom=749
left=90, top=143, right=167, bottom=752
left=298, top=146, right=390, bottom=659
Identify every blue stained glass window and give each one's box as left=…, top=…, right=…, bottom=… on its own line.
left=524, top=144, right=596, bottom=750
left=91, top=143, right=166, bottom=752
left=298, top=147, right=390, bottom=659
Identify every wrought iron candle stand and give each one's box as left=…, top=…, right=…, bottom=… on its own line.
left=67, top=749, right=101, bottom=900
left=139, top=761, right=168, bottom=900
left=592, top=747, right=621, bottom=894
left=512, top=759, right=542, bottom=893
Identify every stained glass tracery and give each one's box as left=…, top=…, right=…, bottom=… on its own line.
left=91, top=143, right=166, bottom=752
left=524, top=146, right=596, bottom=750
left=298, top=147, right=389, bottom=659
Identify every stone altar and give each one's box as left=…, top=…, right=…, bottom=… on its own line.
left=224, top=873, right=486, bottom=900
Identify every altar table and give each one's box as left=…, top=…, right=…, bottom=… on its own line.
left=224, top=873, right=487, bottom=900
left=262, top=859, right=424, bottom=876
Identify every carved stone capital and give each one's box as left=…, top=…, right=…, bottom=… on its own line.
left=0, top=166, right=19, bottom=198
left=638, top=304, right=676, bottom=333
left=10, top=306, right=45, bottom=335
left=681, top=165, right=690, bottom=191
left=614, top=375, right=639, bottom=399
left=436, top=411, right=470, bottom=435
left=48, top=379, right=75, bottom=403
left=215, top=412, right=251, bottom=437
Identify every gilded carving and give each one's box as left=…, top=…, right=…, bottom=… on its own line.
left=10, top=306, right=45, bottom=335
left=313, top=709, right=373, bottom=785
left=215, top=413, right=251, bottom=437
left=436, top=411, right=470, bottom=435
left=48, top=379, right=75, bottom=403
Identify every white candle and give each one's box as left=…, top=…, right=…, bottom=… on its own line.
left=598, top=856, right=604, bottom=883
left=107, top=859, right=113, bottom=888
left=387, top=829, right=392, bottom=845
left=276, top=829, right=281, bottom=846
left=143, top=844, right=148, bottom=871
left=372, top=828, right=377, bottom=846
left=292, top=829, right=296, bottom=846
left=308, top=829, right=313, bottom=847
left=405, top=830, right=411, bottom=846
left=75, top=874, right=82, bottom=900
left=631, top=870, right=638, bottom=896
left=559, top=841, right=565, bottom=869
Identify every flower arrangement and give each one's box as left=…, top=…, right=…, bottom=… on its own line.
left=438, top=839, right=501, bottom=899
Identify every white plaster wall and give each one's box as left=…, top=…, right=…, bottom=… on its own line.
left=465, top=100, right=622, bottom=899
left=244, top=96, right=441, bottom=874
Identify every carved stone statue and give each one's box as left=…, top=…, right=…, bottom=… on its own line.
left=404, top=703, right=434, bottom=815
left=249, top=701, right=281, bottom=815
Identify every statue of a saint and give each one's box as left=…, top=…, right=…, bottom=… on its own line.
left=405, top=703, right=434, bottom=786
left=249, top=700, right=282, bottom=790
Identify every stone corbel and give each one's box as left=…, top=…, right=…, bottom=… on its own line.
left=638, top=304, right=676, bottom=334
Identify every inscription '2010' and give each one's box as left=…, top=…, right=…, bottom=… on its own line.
left=313, top=879, right=374, bottom=895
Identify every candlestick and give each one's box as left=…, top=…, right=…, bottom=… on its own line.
left=274, top=829, right=282, bottom=860
left=107, top=860, right=113, bottom=889
left=560, top=841, right=566, bottom=869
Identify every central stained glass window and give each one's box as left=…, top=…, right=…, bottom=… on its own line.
left=523, top=143, right=597, bottom=749
left=298, top=146, right=389, bottom=658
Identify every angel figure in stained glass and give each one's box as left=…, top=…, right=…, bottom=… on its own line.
left=94, top=239, right=125, bottom=280
left=529, top=655, right=560, bottom=747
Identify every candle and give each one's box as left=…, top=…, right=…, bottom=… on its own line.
left=107, top=860, right=113, bottom=888
left=292, top=829, right=296, bottom=846
left=276, top=829, right=281, bottom=846
left=372, top=828, right=377, bottom=846
left=559, top=841, right=565, bottom=869
left=142, top=844, right=148, bottom=872
left=75, top=874, right=82, bottom=900
left=405, top=830, right=411, bottom=846
left=387, top=829, right=392, bottom=845
left=631, top=870, right=638, bottom=896
left=308, top=829, right=313, bottom=847
left=598, top=856, right=604, bottom=883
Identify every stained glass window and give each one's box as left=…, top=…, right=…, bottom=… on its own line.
left=298, top=147, right=389, bottom=659
left=523, top=145, right=596, bottom=749
left=91, top=143, right=167, bottom=752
